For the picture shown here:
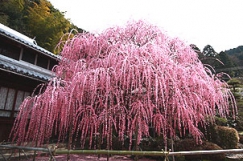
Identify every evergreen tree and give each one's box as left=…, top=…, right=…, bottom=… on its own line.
left=203, top=45, right=217, bottom=57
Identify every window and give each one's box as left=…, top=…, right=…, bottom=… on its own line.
left=0, top=86, right=30, bottom=117
left=0, top=87, right=8, bottom=110
left=0, top=41, right=20, bottom=60
left=0, top=87, right=13, bottom=117
left=22, top=49, right=36, bottom=64
left=37, top=54, right=48, bottom=69
left=5, top=88, right=15, bottom=110
left=14, top=90, right=30, bottom=117
left=14, top=91, right=25, bottom=111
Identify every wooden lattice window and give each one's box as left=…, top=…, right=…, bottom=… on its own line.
left=0, top=86, right=30, bottom=117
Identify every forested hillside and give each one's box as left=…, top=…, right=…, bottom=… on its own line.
left=191, top=44, right=243, bottom=78
left=0, top=0, right=85, bottom=54
left=225, top=46, right=243, bottom=69
left=225, top=46, right=243, bottom=55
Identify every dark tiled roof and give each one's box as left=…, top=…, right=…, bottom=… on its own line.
left=0, top=55, right=54, bottom=82
left=0, top=24, right=60, bottom=60
left=0, top=24, right=57, bottom=82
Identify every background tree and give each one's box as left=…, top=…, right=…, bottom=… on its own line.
left=0, top=0, right=85, bottom=54
left=214, top=51, right=236, bottom=77
left=203, top=44, right=218, bottom=57
left=189, top=43, right=243, bottom=78
left=196, top=45, right=236, bottom=78
left=228, top=78, right=242, bottom=97
left=225, top=46, right=243, bottom=77
left=0, top=0, right=26, bottom=31
left=201, top=45, right=218, bottom=68
left=26, top=0, right=71, bottom=53
left=10, top=21, right=236, bottom=151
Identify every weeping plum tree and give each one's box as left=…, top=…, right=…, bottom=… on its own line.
left=11, top=20, right=236, bottom=149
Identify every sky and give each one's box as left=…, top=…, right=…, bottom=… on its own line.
left=49, top=0, right=243, bottom=52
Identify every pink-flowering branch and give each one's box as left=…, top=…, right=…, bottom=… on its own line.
left=10, top=20, right=236, bottom=149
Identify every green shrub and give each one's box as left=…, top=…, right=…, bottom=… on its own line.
left=138, top=136, right=165, bottom=160
left=139, top=136, right=165, bottom=151
left=209, top=125, right=239, bottom=149
left=174, top=139, right=225, bottom=161
left=215, top=116, right=228, bottom=126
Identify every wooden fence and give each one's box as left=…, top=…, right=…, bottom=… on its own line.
left=0, top=144, right=243, bottom=160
